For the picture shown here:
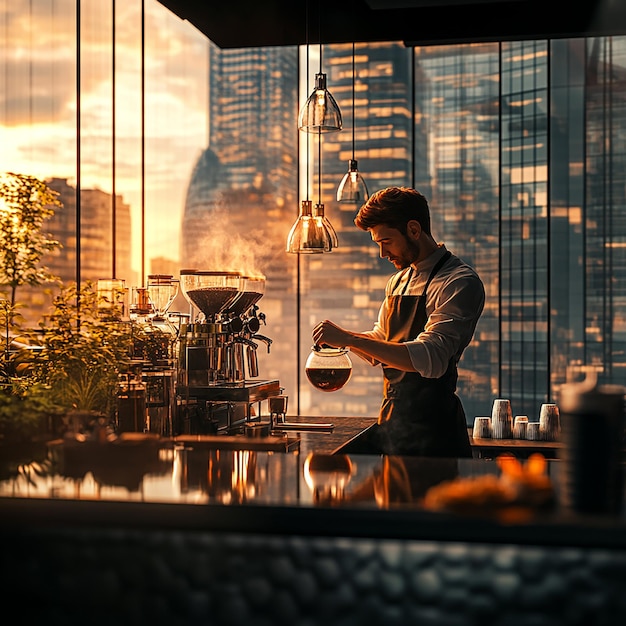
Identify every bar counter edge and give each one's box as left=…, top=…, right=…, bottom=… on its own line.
left=2, top=494, right=626, bottom=550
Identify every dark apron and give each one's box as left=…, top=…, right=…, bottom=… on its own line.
left=344, top=251, right=471, bottom=458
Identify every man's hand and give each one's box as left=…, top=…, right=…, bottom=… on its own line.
left=312, top=319, right=349, bottom=349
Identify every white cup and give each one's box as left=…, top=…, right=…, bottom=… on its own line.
left=539, top=403, right=561, bottom=441
left=513, top=415, right=528, bottom=439
left=491, top=398, right=513, bottom=439
left=472, top=416, right=492, bottom=439
left=526, top=421, right=541, bottom=441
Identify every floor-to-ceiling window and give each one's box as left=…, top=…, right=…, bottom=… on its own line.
left=1, top=0, right=209, bottom=317
left=298, top=37, right=626, bottom=421
left=414, top=43, right=501, bottom=420
left=3, top=1, right=626, bottom=424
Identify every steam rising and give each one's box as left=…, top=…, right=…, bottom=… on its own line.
left=188, top=209, right=259, bottom=275
left=181, top=188, right=293, bottom=279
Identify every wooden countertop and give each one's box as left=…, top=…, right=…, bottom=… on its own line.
left=261, top=417, right=564, bottom=459
left=290, top=418, right=564, bottom=459
left=277, top=415, right=378, bottom=456
left=468, top=429, right=563, bottom=459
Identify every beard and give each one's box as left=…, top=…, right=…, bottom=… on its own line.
left=394, top=238, right=421, bottom=269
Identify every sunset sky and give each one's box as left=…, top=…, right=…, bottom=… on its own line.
left=1, top=0, right=210, bottom=272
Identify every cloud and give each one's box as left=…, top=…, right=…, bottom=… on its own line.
left=1, top=62, right=75, bottom=126
left=2, top=0, right=209, bottom=127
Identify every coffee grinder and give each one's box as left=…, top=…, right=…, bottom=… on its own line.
left=176, top=269, right=281, bottom=435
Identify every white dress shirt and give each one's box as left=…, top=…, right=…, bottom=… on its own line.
left=363, top=244, right=485, bottom=379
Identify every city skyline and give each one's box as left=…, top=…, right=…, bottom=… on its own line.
left=4, top=1, right=626, bottom=422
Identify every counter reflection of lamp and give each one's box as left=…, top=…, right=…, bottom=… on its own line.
left=230, top=449, right=257, bottom=504
left=304, top=452, right=354, bottom=505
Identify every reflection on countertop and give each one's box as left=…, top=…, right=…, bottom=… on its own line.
left=0, top=429, right=574, bottom=512
left=3, top=426, right=626, bottom=626
left=0, top=434, right=381, bottom=507
left=2, top=414, right=626, bottom=551
left=0, top=415, right=376, bottom=504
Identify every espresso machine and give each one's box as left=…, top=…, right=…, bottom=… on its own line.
left=175, top=269, right=281, bottom=435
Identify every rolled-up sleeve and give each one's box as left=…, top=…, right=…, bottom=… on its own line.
left=406, top=273, right=485, bottom=378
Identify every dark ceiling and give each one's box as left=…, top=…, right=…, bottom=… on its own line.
left=157, top=0, right=626, bottom=49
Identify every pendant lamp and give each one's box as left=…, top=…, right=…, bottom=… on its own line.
left=287, top=7, right=337, bottom=254
left=286, top=132, right=336, bottom=254
left=313, top=128, right=338, bottom=249
left=287, top=96, right=333, bottom=252
left=337, top=42, right=369, bottom=203
left=286, top=199, right=332, bottom=253
left=298, top=70, right=343, bottom=133
left=314, top=202, right=338, bottom=249
left=298, top=10, right=342, bottom=135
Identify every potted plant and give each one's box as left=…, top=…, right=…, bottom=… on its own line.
left=28, top=281, right=134, bottom=437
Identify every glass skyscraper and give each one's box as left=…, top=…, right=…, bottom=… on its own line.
left=180, top=44, right=301, bottom=400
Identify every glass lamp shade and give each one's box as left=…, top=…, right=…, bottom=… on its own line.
left=286, top=200, right=332, bottom=253
left=298, top=73, right=343, bottom=133
left=337, top=159, right=369, bottom=203
left=313, top=202, right=338, bottom=249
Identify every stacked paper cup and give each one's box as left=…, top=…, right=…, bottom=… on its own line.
left=472, top=416, right=492, bottom=439
left=513, top=415, right=528, bottom=439
left=539, top=403, right=561, bottom=441
left=491, top=399, right=513, bottom=439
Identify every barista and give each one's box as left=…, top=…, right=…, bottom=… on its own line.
left=312, top=187, right=485, bottom=458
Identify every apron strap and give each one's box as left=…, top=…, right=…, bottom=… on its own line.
left=390, top=266, right=413, bottom=295
left=421, top=250, right=451, bottom=298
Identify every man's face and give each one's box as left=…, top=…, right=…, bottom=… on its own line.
left=369, top=223, right=420, bottom=270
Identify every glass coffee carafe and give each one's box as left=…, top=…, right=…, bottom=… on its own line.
left=305, top=346, right=352, bottom=392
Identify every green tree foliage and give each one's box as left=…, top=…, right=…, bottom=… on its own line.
left=0, top=172, right=62, bottom=308
left=1, top=173, right=63, bottom=423
left=0, top=379, right=62, bottom=443
left=0, top=299, right=27, bottom=379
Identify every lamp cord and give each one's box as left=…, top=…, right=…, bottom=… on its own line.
left=317, top=1, right=322, bottom=205
left=352, top=41, right=356, bottom=160
left=318, top=129, right=322, bottom=205
left=318, top=0, right=322, bottom=74
left=306, top=42, right=310, bottom=201
left=304, top=1, right=310, bottom=200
